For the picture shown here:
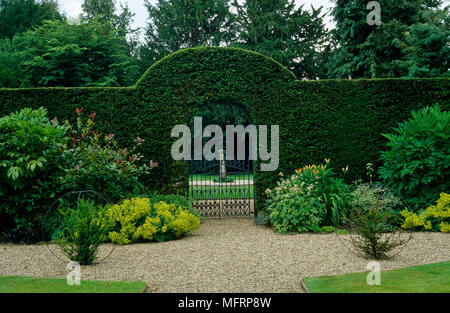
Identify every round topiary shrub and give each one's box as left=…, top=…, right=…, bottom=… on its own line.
left=378, top=105, right=449, bottom=211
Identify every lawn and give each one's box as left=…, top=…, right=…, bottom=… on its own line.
left=188, top=173, right=254, bottom=200
left=189, top=184, right=254, bottom=200
left=302, top=261, right=450, bottom=293
left=0, top=276, right=147, bottom=293
left=189, top=173, right=253, bottom=182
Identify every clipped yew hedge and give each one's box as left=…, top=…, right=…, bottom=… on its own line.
left=0, top=87, right=139, bottom=148
left=0, top=47, right=449, bottom=212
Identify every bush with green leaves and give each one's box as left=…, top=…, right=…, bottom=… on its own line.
left=346, top=202, right=409, bottom=260
left=351, top=183, right=404, bottom=231
left=0, top=106, right=158, bottom=242
left=13, top=20, right=139, bottom=87
left=269, top=195, right=326, bottom=233
left=266, top=160, right=352, bottom=233
left=0, top=107, right=67, bottom=232
left=61, top=108, right=157, bottom=203
left=54, top=198, right=109, bottom=265
left=378, top=105, right=449, bottom=211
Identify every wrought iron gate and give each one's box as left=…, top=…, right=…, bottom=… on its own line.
left=188, top=159, right=254, bottom=217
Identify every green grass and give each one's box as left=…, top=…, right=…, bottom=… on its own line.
left=303, top=261, right=450, bottom=293
left=189, top=184, right=254, bottom=200
left=189, top=173, right=253, bottom=182
left=188, top=173, right=254, bottom=200
left=0, top=276, right=147, bottom=293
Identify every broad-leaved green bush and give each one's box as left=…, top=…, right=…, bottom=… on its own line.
left=0, top=107, right=67, bottom=233
left=0, top=107, right=157, bottom=242
left=379, top=105, right=449, bottom=211
left=61, top=109, right=157, bottom=202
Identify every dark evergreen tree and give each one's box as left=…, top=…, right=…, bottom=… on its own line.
left=139, top=0, right=235, bottom=71
left=232, top=0, right=330, bottom=79
left=0, top=38, right=22, bottom=87
left=397, top=6, right=449, bottom=77
left=82, top=0, right=140, bottom=52
left=81, top=0, right=116, bottom=22
left=0, top=0, right=63, bottom=39
left=328, top=0, right=448, bottom=78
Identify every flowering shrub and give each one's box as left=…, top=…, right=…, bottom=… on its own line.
left=266, top=160, right=352, bottom=233
left=0, top=107, right=67, bottom=234
left=105, top=197, right=200, bottom=244
left=401, top=193, right=450, bottom=233
left=62, top=109, right=157, bottom=202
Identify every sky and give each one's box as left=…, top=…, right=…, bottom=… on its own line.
left=59, top=0, right=337, bottom=32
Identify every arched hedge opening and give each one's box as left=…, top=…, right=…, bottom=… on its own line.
left=135, top=47, right=297, bottom=208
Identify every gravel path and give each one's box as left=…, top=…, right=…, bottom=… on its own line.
left=0, top=217, right=449, bottom=292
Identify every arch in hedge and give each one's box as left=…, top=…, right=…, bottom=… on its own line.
left=135, top=47, right=297, bottom=210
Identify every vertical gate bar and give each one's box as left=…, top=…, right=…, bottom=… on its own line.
left=249, top=159, right=251, bottom=215
left=202, top=169, right=206, bottom=215
left=219, top=160, right=222, bottom=218
left=251, top=164, right=253, bottom=216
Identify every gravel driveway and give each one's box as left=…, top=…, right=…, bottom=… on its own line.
left=0, top=217, right=449, bottom=292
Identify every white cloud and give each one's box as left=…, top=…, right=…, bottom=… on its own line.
left=59, top=0, right=83, bottom=18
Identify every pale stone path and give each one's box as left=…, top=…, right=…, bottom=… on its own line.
left=0, top=218, right=449, bottom=292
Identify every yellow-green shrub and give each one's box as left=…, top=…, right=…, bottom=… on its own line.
left=105, top=197, right=200, bottom=244
left=401, top=193, right=450, bottom=233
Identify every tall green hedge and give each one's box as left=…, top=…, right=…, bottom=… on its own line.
left=0, top=47, right=449, bottom=211
left=0, top=87, right=139, bottom=146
